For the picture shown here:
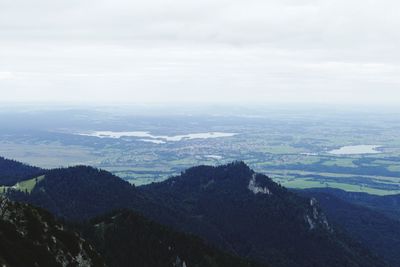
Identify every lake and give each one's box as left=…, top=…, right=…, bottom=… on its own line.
left=328, top=145, right=382, bottom=155
left=77, top=131, right=237, bottom=143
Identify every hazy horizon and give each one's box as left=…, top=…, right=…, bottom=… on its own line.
left=1, top=102, right=400, bottom=119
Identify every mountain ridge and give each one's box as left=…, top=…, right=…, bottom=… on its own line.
left=4, top=158, right=387, bottom=267
left=297, top=188, right=400, bottom=266
left=140, top=162, right=384, bottom=267
left=298, top=187, right=400, bottom=221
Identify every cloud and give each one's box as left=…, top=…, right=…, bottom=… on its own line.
left=0, top=0, right=399, bottom=105
left=2, top=0, right=399, bottom=48
left=0, top=72, right=14, bottom=80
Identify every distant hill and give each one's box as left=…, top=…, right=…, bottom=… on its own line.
left=0, top=197, right=105, bottom=267
left=0, top=156, right=44, bottom=186
left=8, top=160, right=387, bottom=267
left=297, top=188, right=400, bottom=267
left=78, top=210, right=266, bottom=267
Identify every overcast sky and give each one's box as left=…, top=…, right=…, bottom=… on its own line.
left=1, top=0, right=400, bottom=105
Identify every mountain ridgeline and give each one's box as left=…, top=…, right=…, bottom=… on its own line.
left=6, top=160, right=388, bottom=267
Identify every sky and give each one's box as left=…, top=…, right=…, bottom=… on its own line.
left=1, top=0, right=400, bottom=105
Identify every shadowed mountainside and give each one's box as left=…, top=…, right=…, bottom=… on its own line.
left=7, top=161, right=387, bottom=267
left=298, top=188, right=400, bottom=267
left=0, top=197, right=105, bottom=267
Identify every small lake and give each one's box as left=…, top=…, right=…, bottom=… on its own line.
left=328, top=145, right=382, bottom=155
left=205, top=155, right=223, bottom=160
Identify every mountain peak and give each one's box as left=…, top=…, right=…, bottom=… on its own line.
left=170, top=161, right=255, bottom=188
left=183, top=161, right=252, bottom=177
left=141, top=163, right=384, bottom=267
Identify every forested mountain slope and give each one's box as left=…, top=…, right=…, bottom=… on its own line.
left=78, top=210, right=266, bottom=267
left=140, top=162, right=386, bottom=267
left=300, top=188, right=400, bottom=221
left=298, top=189, right=400, bottom=267
left=0, top=197, right=105, bottom=267
left=8, top=160, right=386, bottom=267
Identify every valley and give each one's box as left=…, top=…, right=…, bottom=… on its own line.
left=0, top=107, right=399, bottom=194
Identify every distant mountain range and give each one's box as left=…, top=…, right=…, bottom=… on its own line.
left=1, top=156, right=397, bottom=266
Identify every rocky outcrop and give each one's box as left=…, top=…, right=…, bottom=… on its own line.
left=0, top=196, right=105, bottom=267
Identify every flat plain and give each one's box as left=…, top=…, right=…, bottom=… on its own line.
left=1, top=107, right=399, bottom=194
